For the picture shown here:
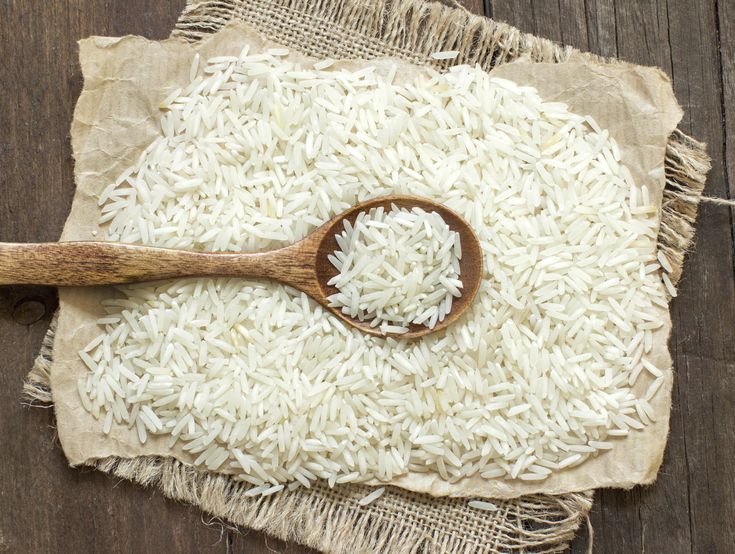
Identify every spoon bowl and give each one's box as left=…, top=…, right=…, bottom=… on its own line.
left=312, top=196, right=483, bottom=338
left=0, top=195, right=483, bottom=339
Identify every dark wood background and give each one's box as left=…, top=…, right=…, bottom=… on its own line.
left=1, top=1, right=732, bottom=552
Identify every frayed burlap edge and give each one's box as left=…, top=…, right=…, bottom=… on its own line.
left=23, top=0, right=710, bottom=552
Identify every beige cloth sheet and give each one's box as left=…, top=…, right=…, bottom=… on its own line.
left=51, top=23, right=682, bottom=499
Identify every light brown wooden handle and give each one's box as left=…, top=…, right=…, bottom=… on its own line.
left=0, top=241, right=323, bottom=292
left=0, top=242, right=251, bottom=286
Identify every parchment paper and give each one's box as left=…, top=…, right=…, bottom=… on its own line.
left=51, top=23, right=682, bottom=499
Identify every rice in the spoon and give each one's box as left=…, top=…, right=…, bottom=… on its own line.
left=327, top=205, right=462, bottom=335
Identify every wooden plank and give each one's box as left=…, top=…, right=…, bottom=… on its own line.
left=490, top=0, right=593, bottom=52
left=673, top=0, right=735, bottom=551
left=0, top=1, right=227, bottom=552
left=490, top=0, right=563, bottom=43
left=487, top=0, right=600, bottom=52
left=557, top=0, right=590, bottom=51
left=611, top=0, right=672, bottom=72
left=583, top=0, right=619, bottom=58
left=490, top=0, right=587, bottom=48
left=719, top=0, right=735, bottom=211
left=229, top=532, right=320, bottom=554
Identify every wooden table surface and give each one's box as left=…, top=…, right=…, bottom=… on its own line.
left=1, top=1, right=733, bottom=552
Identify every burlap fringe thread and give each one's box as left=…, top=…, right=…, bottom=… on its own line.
left=24, top=0, right=710, bottom=552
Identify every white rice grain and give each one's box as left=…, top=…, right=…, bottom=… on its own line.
left=468, top=500, right=498, bottom=511
left=431, top=50, right=460, bottom=60
left=358, top=487, right=385, bottom=506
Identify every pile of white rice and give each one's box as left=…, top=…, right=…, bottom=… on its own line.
left=327, top=205, right=463, bottom=334
left=78, top=47, right=669, bottom=490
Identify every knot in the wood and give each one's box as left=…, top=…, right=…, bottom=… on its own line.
left=12, top=297, right=47, bottom=325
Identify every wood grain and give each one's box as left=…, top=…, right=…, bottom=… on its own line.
left=1, top=0, right=733, bottom=553
left=0, top=240, right=326, bottom=292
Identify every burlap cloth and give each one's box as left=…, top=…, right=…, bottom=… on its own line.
left=24, top=0, right=710, bottom=552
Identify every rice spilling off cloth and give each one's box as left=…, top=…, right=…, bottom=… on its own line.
left=75, top=48, right=669, bottom=490
left=327, top=205, right=463, bottom=334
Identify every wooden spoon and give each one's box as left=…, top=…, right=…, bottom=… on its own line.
left=0, top=195, right=483, bottom=339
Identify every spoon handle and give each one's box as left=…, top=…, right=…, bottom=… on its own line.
left=0, top=242, right=234, bottom=286
left=0, top=242, right=260, bottom=286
